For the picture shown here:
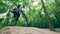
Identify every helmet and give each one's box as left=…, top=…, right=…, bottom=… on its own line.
left=17, top=4, right=21, bottom=8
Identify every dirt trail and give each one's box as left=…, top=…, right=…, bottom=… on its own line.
left=0, top=26, right=60, bottom=34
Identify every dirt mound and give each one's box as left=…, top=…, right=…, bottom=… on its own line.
left=0, top=26, right=60, bottom=34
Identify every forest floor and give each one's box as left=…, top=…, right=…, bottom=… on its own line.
left=55, top=28, right=60, bottom=33
left=0, top=26, right=60, bottom=34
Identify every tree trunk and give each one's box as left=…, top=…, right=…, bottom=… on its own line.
left=41, top=0, right=55, bottom=31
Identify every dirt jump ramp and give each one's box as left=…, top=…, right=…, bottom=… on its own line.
left=0, top=26, right=60, bottom=34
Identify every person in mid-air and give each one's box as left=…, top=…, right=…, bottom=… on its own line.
left=11, top=5, right=28, bottom=26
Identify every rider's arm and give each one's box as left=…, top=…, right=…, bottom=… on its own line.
left=20, top=9, right=28, bottom=22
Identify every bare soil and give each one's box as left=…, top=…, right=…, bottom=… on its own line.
left=0, top=26, right=60, bottom=34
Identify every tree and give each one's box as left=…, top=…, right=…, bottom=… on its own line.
left=41, top=0, right=55, bottom=31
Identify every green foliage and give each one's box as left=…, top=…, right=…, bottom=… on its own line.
left=0, top=0, right=60, bottom=29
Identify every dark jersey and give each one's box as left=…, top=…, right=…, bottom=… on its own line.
left=11, top=8, right=20, bottom=21
left=12, top=8, right=20, bottom=15
left=11, top=7, right=28, bottom=21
